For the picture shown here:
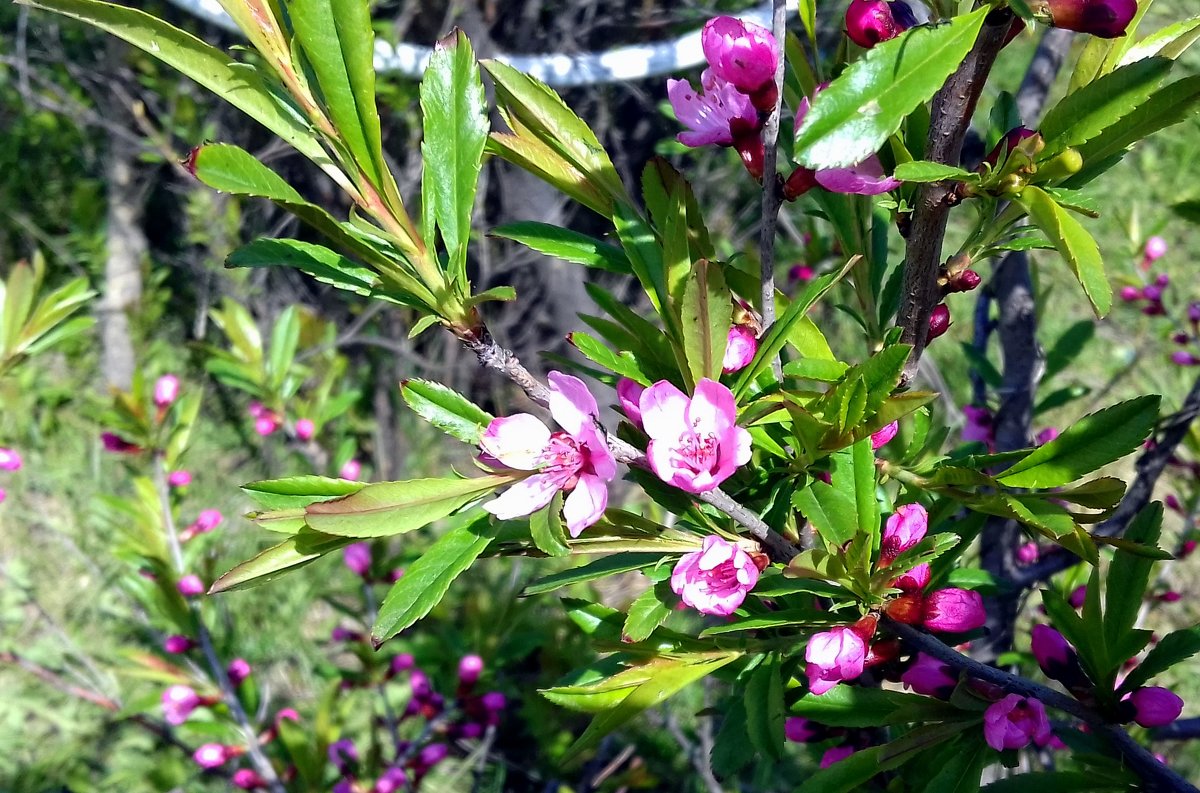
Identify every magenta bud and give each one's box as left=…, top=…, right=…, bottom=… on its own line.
left=458, top=654, right=484, bottom=686
left=328, top=738, right=359, bottom=771
left=409, top=669, right=432, bottom=699
left=1179, top=539, right=1197, bottom=559
left=1188, top=303, right=1200, bottom=323
left=701, top=16, right=780, bottom=96
left=164, top=634, right=195, bottom=654
left=984, top=126, right=1038, bottom=168
left=922, top=588, right=986, bottom=633
left=340, top=459, right=362, bottom=481
left=193, top=743, right=232, bottom=769
left=101, top=432, right=140, bottom=454
left=1034, top=427, right=1060, bottom=445
left=343, top=542, right=372, bottom=577
left=870, top=421, right=899, bottom=451
left=845, top=0, right=900, bottom=48
left=790, top=264, right=815, bottom=282
left=926, top=303, right=952, bottom=344
left=0, top=448, right=22, bottom=471
left=1068, top=585, right=1087, bottom=609
left=177, top=574, right=206, bottom=597
left=1171, top=351, right=1199, bottom=367
left=254, top=415, right=279, bottom=436
left=617, top=378, right=645, bottom=428
left=162, top=684, right=201, bottom=725
left=459, top=721, right=484, bottom=739
left=900, top=652, right=957, bottom=698
left=1142, top=284, right=1164, bottom=301
left=481, top=691, right=507, bottom=713
left=227, top=658, right=252, bottom=685
left=417, top=743, right=449, bottom=770
left=1119, top=285, right=1141, bottom=302
left=785, top=716, right=820, bottom=743
left=956, top=269, right=982, bottom=292
left=391, top=653, right=415, bottom=674
left=1173, top=333, right=1191, bottom=345
left=722, top=326, right=758, bottom=373
left=193, top=509, right=223, bottom=533
left=1129, top=686, right=1184, bottom=727
left=1158, top=590, right=1182, bottom=603
left=375, top=766, right=408, bottom=793
left=1016, top=542, right=1040, bottom=564
left=1155, top=273, right=1170, bottom=287
left=167, top=470, right=193, bottom=488
left=294, top=418, right=315, bottom=441
left=232, top=769, right=265, bottom=790
left=892, top=562, right=930, bottom=592
left=880, top=503, right=928, bottom=564
left=820, top=745, right=856, bottom=768
left=984, top=695, right=1051, bottom=750
left=154, top=374, right=180, bottom=408
left=1043, top=0, right=1137, bottom=38
left=1030, top=624, right=1088, bottom=689
left=275, top=708, right=299, bottom=723
left=1145, top=236, right=1168, bottom=262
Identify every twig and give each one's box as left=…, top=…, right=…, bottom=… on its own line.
left=758, top=0, right=788, bottom=380
left=1153, top=718, right=1200, bottom=741
left=898, top=9, right=1013, bottom=386
left=153, top=456, right=286, bottom=793
left=888, top=620, right=1200, bottom=793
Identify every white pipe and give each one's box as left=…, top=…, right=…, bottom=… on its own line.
left=165, top=0, right=788, bottom=87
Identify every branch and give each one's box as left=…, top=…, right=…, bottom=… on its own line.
left=758, top=0, right=788, bottom=380
left=459, top=328, right=799, bottom=562
left=1015, top=371, right=1200, bottom=586
left=898, top=10, right=1013, bottom=385
left=888, top=621, right=1200, bottom=793
left=1153, top=717, right=1200, bottom=741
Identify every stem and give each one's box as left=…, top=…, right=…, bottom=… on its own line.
left=758, top=0, right=788, bottom=381
left=152, top=455, right=286, bottom=793
left=888, top=621, right=1200, bottom=793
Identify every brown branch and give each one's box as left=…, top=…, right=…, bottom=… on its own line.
left=898, top=9, right=1013, bottom=385
left=888, top=621, right=1200, bottom=793
left=758, top=0, right=788, bottom=380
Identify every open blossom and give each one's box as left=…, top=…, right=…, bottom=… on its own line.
left=667, top=73, right=759, bottom=149
left=162, top=684, right=201, bottom=725
left=670, top=535, right=760, bottom=616
left=154, top=374, right=180, bottom=408
left=0, top=448, right=23, bottom=471
left=806, top=625, right=868, bottom=694
left=881, top=503, right=927, bottom=564
left=482, top=372, right=617, bottom=537
left=701, top=16, right=779, bottom=102
left=641, top=379, right=752, bottom=493
left=1128, top=687, right=1184, bottom=727
left=723, top=326, right=757, bottom=373
left=871, top=421, right=899, bottom=450
left=617, top=378, right=645, bottom=428
left=922, top=588, right=986, bottom=632
left=983, top=694, right=1051, bottom=750
left=901, top=653, right=957, bottom=698
left=193, top=743, right=233, bottom=769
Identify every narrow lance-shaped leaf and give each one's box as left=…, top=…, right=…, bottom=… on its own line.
left=1017, top=185, right=1111, bottom=316
left=400, top=379, right=493, bottom=445
left=679, top=259, right=730, bottom=386
left=210, top=530, right=354, bottom=593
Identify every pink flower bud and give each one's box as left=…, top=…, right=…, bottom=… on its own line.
left=248, top=401, right=265, bottom=418
left=101, top=432, right=140, bottom=454
left=892, top=562, right=930, bottom=592
left=328, top=738, right=359, bottom=772
left=983, top=694, right=1051, bottom=750
left=340, top=459, right=362, bottom=481
left=1179, top=539, right=1197, bottom=559
left=1043, top=0, right=1137, bottom=38
left=481, top=691, right=507, bottom=713
left=845, top=0, right=899, bottom=48
left=0, top=448, right=23, bottom=471
left=962, top=405, right=995, bottom=447
left=1035, top=427, right=1059, bottom=445
left=885, top=592, right=925, bottom=624
left=254, top=415, right=279, bottom=436
left=276, top=708, right=300, bottom=723
left=901, top=653, right=957, bottom=698
left=294, top=418, right=315, bottom=441
left=167, top=470, right=192, bottom=488
left=1128, top=686, right=1184, bottom=727
left=1188, top=303, right=1200, bottom=323
left=789, top=264, right=815, bottom=282
left=1156, top=273, right=1170, bottom=287
left=1119, top=285, right=1141, bottom=302
left=1145, top=236, right=1168, bottom=262
left=177, top=574, right=206, bottom=597
left=164, top=634, right=195, bottom=654
left=227, top=658, right=252, bottom=685
left=154, top=375, right=180, bottom=408
left=616, top=378, right=645, bottom=428
left=232, top=769, right=265, bottom=790
left=785, top=716, right=819, bottom=743
left=805, top=625, right=868, bottom=694
left=391, top=653, right=415, bottom=674
left=459, top=722, right=484, bottom=739
left=162, top=684, right=201, bottom=725
left=701, top=16, right=780, bottom=97
left=956, top=269, right=982, bottom=292
left=1158, top=590, right=1182, bottom=603
left=416, top=743, right=449, bottom=774
left=670, top=535, right=760, bottom=616
left=722, top=326, right=758, bottom=373
left=193, top=743, right=232, bottom=769
left=922, top=588, right=986, bottom=633
left=820, top=745, right=856, bottom=768
left=0, top=488, right=6, bottom=505
left=1031, top=624, right=1087, bottom=688
left=459, top=654, right=484, bottom=686
left=984, top=126, right=1038, bottom=169
left=375, top=766, right=408, bottom=793
left=1173, top=333, right=1191, bottom=345
left=926, top=303, right=951, bottom=344
left=871, top=421, right=899, bottom=451
left=1068, top=585, right=1088, bottom=609
left=881, top=503, right=928, bottom=564
left=1172, top=351, right=1199, bottom=367
left=1143, top=284, right=1164, bottom=302
left=343, top=542, right=371, bottom=577
left=1016, top=542, right=1040, bottom=564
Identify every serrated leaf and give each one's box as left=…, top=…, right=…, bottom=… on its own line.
left=401, top=379, right=493, bottom=445
left=1039, top=58, right=1172, bottom=157
left=1119, top=626, right=1200, bottom=692
left=530, top=492, right=570, bottom=558
left=745, top=654, right=785, bottom=761
left=522, top=552, right=664, bottom=597
left=210, top=530, right=352, bottom=593
left=227, top=239, right=380, bottom=296
left=794, top=8, right=988, bottom=169
left=893, top=161, right=979, bottom=183
left=621, top=579, right=674, bottom=643
left=1018, top=185, right=1111, bottom=316
left=304, top=475, right=512, bottom=537
left=241, top=476, right=366, bottom=510
left=1105, top=505, right=1162, bottom=656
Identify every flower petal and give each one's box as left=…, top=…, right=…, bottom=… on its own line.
left=688, top=378, right=737, bottom=437
left=483, top=473, right=561, bottom=520
left=480, top=414, right=552, bottom=470
left=563, top=474, right=608, bottom=537
left=815, top=156, right=900, bottom=195
left=547, top=371, right=599, bottom=437
left=640, top=381, right=691, bottom=441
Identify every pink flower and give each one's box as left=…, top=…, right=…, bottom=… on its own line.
left=962, top=405, right=994, bottom=448
left=1035, top=427, right=1059, bottom=445
left=375, top=767, right=409, bottom=793
left=232, top=769, right=266, bottom=790
left=901, top=653, right=957, bottom=698
left=162, top=684, right=201, bottom=725
left=164, top=634, right=195, bottom=654
left=820, top=745, right=856, bottom=768
left=881, top=503, right=927, bottom=564
left=1045, top=0, right=1137, bottom=38
left=871, top=421, right=899, bottom=450
left=390, top=653, right=415, bottom=674
left=0, top=448, right=23, bottom=471
left=670, top=535, right=761, bottom=616
left=154, top=374, right=180, bottom=408
left=805, top=626, right=868, bottom=695
left=617, top=378, right=645, bottom=428
left=922, top=588, right=986, bottom=633
left=416, top=743, right=449, bottom=774
left=294, top=417, right=315, bottom=441
left=893, top=562, right=930, bottom=592
left=790, top=87, right=902, bottom=197
left=1171, top=351, right=1199, bottom=367
left=254, top=413, right=280, bottom=436
left=177, top=574, right=205, bottom=597
left=340, top=459, right=362, bottom=480
left=790, top=264, right=815, bottom=282
left=481, top=372, right=617, bottom=537
left=168, top=470, right=192, bottom=488
left=667, top=73, right=759, bottom=148
left=101, top=432, right=140, bottom=453
left=193, top=743, right=232, bottom=769
left=701, top=16, right=780, bottom=98
left=344, top=542, right=371, bottom=577
left=983, top=694, right=1051, bottom=750
left=459, top=654, right=484, bottom=686
left=1128, top=687, right=1184, bottom=727
left=641, top=378, right=752, bottom=494
left=227, top=658, right=251, bottom=685
left=1016, top=542, right=1040, bottom=564
left=1145, top=236, right=1168, bottom=262
left=785, top=716, right=819, bottom=743
left=722, top=326, right=758, bottom=373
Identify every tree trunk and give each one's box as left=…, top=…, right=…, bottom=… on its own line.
left=98, top=136, right=147, bottom=391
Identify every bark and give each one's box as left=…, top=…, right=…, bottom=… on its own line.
left=99, top=135, right=147, bottom=391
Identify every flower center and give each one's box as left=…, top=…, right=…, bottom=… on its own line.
left=539, top=432, right=585, bottom=481
left=675, top=429, right=719, bottom=472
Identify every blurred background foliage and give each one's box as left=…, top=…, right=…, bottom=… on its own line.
left=1, top=0, right=1199, bottom=790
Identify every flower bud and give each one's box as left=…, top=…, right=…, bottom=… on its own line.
left=805, top=625, right=868, bottom=694
left=1041, top=0, right=1137, bottom=38
left=154, top=374, right=180, bottom=408
left=922, top=588, right=986, bottom=632
left=701, top=16, right=780, bottom=99
left=892, top=562, right=930, bottom=592
left=232, top=769, right=266, bottom=790
left=177, top=574, right=206, bottom=597
left=391, top=653, right=415, bottom=674
left=0, top=448, right=22, bottom=471
left=1188, top=303, right=1200, bottom=323
left=162, top=684, right=201, bottom=725
left=871, top=421, right=899, bottom=451
left=722, top=326, right=758, bottom=374
left=1178, top=539, right=1197, bottom=559
left=1145, top=236, right=1168, bottom=263
left=294, top=418, right=315, bottom=441
left=459, top=721, right=484, bottom=739
left=254, top=413, right=280, bottom=436
left=1031, top=624, right=1090, bottom=691
left=790, top=264, right=815, bottom=283
left=885, top=591, right=925, bottom=624
left=227, top=658, right=252, bottom=685
left=845, top=0, right=899, bottom=48
left=1128, top=686, right=1184, bottom=727
left=880, top=503, right=928, bottom=564
left=340, top=459, right=362, bottom=481
left=193, top=743, right=233, bottom=769
left=328, top=738, right=359, bottom=773
left=926, top=303, right=951, bottom=344
left=375, top=766, right=408, bottom=793
left=1171, top=351, right=1199, bottom=367
left=983, top=126, right=1038, bottom=169
left=1143, top=284, right=1164, bottom=301
left=1119, top=285, right=1141, bottom=302
left=1068, top=585, right=1087, bottom=609
left=164, top=634, right=195, bottom=654
left=901, top=652, right=957, bottom=698
left=416, top=743, right=449, bottom=774
left=458, top=654, right=484, bottom=686
left=1016, top=542, right=1040, bottom=565
left=101, top=432, right=140, bottom=454
left=343, top=542, right=372, bottom=577
left=820, top=745, right=856, bottom=768
left=617, top=378, right=645, bottom=428
left=167, top=470, right=192, bottom=488
left=1157, top=590, right=1182, bottom=603
left=785, top=716, right=820, bottom=743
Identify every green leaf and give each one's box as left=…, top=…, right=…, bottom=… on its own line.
left=745, top=654, right=785, bottom=761
left=530, top=492, right=570, bottom=558
left=793, top=483, right=858, bottom=549
left=241, top=476, right=366, bottom=510
left=698, top=608, right=840, bottom=635
left=421, top=30, right=488, bottom=278
left=995, top=395, right=1159, bottom=489
left=522, top=552, right=664, bottom=597
left=1119, top=626, right=1200, bottom=692
left=1039, top=58, right=1172, bottom=157
left=710, top=697, right=754, bottom=777
left=227, top=239, right=379, bottom=296
left=210, top=530, right=352, bottom=593
left=794, top=8, right=988, bottom=169
left=795, top=723, right=968, bottom=793
left=679, top=259, right=730, bottom=386
left=18, top=0, right=324, bottom=163
left=893, top=161, right=979, bottom=183
left=621, top=579, right=674, bottom=644
left=980, top=772, right=1133, bottom=793
left=1017, top=185, right=1111, bottom=315
left=917, top=736, right=987, bottom=793
left=372, top=515, right=495, bottom=643
left=266, top=306, right=300, bottom=391
left=304, top=476, right=512, bottom=537
left=490, top=222, right=630, bottom=275
left=486, top=132, right=613, bottom=218
left=1104, top=504, right=1162, bottom=652
left=790, top=684, right=965, bottom=728
left=401, top=379, right=493, bottom=445
left=1043, top=320, right=1096, bottom=382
